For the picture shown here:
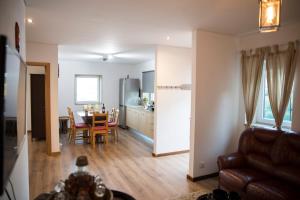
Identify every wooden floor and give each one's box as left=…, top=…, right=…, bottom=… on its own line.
left=29, top=128, right=217, bottom=200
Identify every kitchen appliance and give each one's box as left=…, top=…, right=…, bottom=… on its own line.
left=119, top=78, right=140, bottom=129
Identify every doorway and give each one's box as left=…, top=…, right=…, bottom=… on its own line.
left=30, top=74, right=46, bottom=140
left=26, top=62, right=52, bottom=155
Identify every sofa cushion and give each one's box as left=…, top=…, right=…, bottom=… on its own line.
left=274, top=166, right=300, bottom=186
left=246, top=179, right=300, bottom=200
left=108, top=122, right=117, bottom=127
left=239, top=128, right=282, bottom=157
left=246, top=154, right=275, bottom=175
left=75, top=123, right=89, bottom=128
left=219, top=168, right=269, bottom=192
left=92, top=126, right=107, bottom=131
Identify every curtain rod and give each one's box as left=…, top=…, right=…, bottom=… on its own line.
left=240, top=39, right=299, bottom=53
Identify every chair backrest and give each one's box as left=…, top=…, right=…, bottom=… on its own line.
left=92, top=112, right=108, bottom=129
left=114, top=109, right=119, bottom=124
left=67, top=107, right=75, bottom=128
left=110, top=108, right=116, bottom=120
left=67, top=107, right=72, bottom=115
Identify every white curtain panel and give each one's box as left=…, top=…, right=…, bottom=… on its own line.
left=266, top=41, right=299, bottom=129
left=241, top=48, right=265, bottom=127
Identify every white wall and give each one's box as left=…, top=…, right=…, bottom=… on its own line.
left=154, top=45, right=192, bottom=154
left=0, top=0, right=29, bottom=199
left=58, top=60, right=137, bottom=119
left=189, top=30, right=239, bottom=178
left=237, top=23, right=300, bottom=132
left=188, top=23, right=300, bottom=179
left=26, top=42, right=60, bottom=153
left=0, top=0, right=26, bottom=60
left=26, top=66, right=45, bottom=131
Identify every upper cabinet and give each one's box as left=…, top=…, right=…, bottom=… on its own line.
left=142, top=71, right=154, bottom=93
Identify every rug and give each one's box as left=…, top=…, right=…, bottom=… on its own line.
left=169, top=191, right=206, bottom=200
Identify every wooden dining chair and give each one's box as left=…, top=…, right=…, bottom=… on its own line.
left=90, top=112, right=109, bottom=148
left=108, top=109, right=119, bottom=142
left=67, top=107, right=90, bottom=144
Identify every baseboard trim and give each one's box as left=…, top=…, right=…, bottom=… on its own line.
left=128, top=128, right=154, bottom=143
left=152, top=150, right=189, bottom=157
left=187, top=172, right=219, bottom=182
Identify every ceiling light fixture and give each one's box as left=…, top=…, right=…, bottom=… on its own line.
left=166, top=36, right=171, bottom=41
left=101, top=54, right=114, bottom=62
left=259, top=0, right=281, bottom=33
left=107, top=54, right=113, bottom=59
left=27, top=18, right=33, bottom=24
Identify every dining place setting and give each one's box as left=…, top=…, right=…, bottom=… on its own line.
left=67, top=104, right=119, bottom=147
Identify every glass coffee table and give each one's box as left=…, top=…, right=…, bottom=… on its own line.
left=196, top=189, right=240, bottom=200
left=111, top=190, right=135, bottom=200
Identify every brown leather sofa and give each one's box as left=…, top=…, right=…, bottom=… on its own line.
left=217, top=127, right=300, bottom=200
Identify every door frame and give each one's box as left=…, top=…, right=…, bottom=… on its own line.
left=26, top=62, right=52, bottom=155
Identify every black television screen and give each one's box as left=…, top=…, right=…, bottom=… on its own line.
left=0, top=35, right=27, bottom=194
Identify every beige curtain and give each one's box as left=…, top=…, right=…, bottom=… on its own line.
left=241, top=48, right=265, bottom=127
left=266, top=41, right=299, bottom=129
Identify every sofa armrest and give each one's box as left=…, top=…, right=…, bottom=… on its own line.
left=217, top=152, right=246, bottom=171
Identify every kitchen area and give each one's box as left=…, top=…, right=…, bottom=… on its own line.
left=58, top=45, right=191, bottom=156
left=119, top=70, right=155, bottom=140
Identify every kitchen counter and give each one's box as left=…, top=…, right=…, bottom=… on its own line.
left=126, top=105, right=154, bottom=113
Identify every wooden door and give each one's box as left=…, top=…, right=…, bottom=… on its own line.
left=31, top=74, right=46, bottom=140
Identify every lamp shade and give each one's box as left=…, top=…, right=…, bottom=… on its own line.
left=259, top=0, right=281, bottom=33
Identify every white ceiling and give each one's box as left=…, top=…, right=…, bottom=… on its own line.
left=59, top=45, right=156, bottom=64
left=25, top=0, right=300, bottom=64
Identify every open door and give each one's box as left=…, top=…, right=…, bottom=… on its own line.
left=30, top=74, right=46, bottom=140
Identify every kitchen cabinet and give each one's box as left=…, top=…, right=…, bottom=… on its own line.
left=126, top=106, right=154, bottom=139
left=142, top=71, right=154, bottom=93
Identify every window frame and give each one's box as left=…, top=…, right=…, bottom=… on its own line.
left=74, top=74, right=102, bottom=105
left=255, top=64, right=293, bottom=129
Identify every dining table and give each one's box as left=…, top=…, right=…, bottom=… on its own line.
left=77, top=111, right=94, bottom=124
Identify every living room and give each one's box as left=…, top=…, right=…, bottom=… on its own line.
left=0, top=0, right=300, bottom=200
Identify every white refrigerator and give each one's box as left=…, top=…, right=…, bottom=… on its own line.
left=119, top=78, right=140, bottom=128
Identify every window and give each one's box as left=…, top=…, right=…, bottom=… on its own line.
left=256, top=64, right=294, bottom=127
left=75, top=75, right=102, bottom=105
left=142, top=92, right=155, bottom=105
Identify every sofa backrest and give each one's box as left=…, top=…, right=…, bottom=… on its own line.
left=239, top=128, right=282, bottom=156
left=238, top=127, right=300, bottom=186
left=271, top=133, right=300, bottom=165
